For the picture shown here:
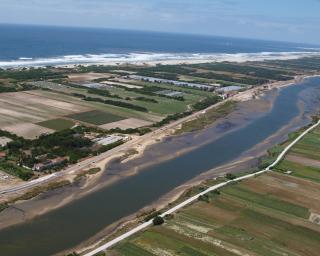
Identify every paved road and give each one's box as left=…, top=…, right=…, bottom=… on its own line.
left=83, top=120, right=320, bottom=256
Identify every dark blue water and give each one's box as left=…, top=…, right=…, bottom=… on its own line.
left=0, top=24, right=318, bottom=63
left=0, top=77, right=319, bottom=256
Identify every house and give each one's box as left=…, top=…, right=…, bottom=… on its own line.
left=94, top=135, right=128, bottom=146
left=33, top=157, right=67, bottom=172
left=0, top=137, right=12, bottom=147
left=0, top=152, right=7, bottom=160
left=217, top=86, right=242, bottom=94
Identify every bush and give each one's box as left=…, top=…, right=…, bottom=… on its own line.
left=225, top=173, right=236, bottom=180
left=153, top=216, right=164, bottom=226
left=198, top=194, right=210, bottom=203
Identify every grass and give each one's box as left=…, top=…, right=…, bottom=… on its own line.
left=275, top=160, right=320, bottom=183
left=116, top=242, right=153, bottom=256
left=288, top=127, right=320, bottom=160
left=67, top=110, right=125, bottom=125
left=222, top=185, right=310, bottom=219
left=37, top=118, right=75, bottom=131
left=175, top=101, right=236, bottom=134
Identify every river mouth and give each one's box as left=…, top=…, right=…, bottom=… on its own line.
left=0, top=77, right=319, bottom=256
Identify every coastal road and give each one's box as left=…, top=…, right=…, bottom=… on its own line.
left=83, top=120, right=320, bottom=256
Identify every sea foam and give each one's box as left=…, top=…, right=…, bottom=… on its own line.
left=1, top=51, right=320, bottom=68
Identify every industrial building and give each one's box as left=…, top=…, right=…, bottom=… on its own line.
left=128, top=75, right=214, bottom=91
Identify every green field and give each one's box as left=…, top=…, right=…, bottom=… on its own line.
left=37, top=118, right=75, bottom=131
left=289, top=128, right=320, bottom=160
left=67, top=110, right=125, bottom=125
left=274, top=126, right=320, bottom=183
left=175, top=101, right=236, bottom=134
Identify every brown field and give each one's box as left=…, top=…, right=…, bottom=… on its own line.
left=68, top=72, right=113, bottom=82
left=0, top=90, right=92, bottom=138
left=99, top=118, right=152, bottom=130
left=286, top=155, right=320, bottom=168
left=2, top=123, right=54, bottom=139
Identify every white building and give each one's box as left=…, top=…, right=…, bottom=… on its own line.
left=128, top=75, right=214, bottom=91
left=94, top=135, right=129, bottom=146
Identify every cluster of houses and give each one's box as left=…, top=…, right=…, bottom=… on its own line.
left=0, top=137, right=11, bottom=161
left=32, top=157, right=67, bottom=172
left=31, top=134, right=129, bottom=172
left=93, top=135, right=129, bottom=146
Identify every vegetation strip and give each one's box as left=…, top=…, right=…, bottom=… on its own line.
left=83, top=120, right=320, bottom=256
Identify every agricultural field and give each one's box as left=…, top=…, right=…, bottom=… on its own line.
left=0, top=90, right=91, bottom=138
left=112, top=173, right=320, bottom=256
left=0, top=88, right=159, bottom=138
left=99, top=118, right=152, bottom=130
left=274, top=126, right=320, bottom=183
left=2, top=56, right=318, bottom=140
left=37, top=118, right=75, bottom=131
left=110, top=124, right=320, bottom=256
left=68, top=110, right=125, bottom=126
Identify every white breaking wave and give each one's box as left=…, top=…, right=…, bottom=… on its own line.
left=1, top=51, right=320, bottom=68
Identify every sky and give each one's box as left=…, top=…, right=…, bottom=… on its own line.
left=1, top=0, right=320, bottom=44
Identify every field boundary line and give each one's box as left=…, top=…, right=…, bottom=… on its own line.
left=83, top=119, right=320, bottom=256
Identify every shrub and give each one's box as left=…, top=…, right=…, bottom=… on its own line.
left=225, top=173, right=236, bottom=180
left=153, top=216, right=164, bottom=226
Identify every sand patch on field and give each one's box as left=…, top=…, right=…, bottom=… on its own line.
left=2, top=123, right=55, bottom=139
left=99, top=118, right=152, bottom=130
left=309, top=212, right=320, bottom=225
left=68, top=72, right=113, bottom=82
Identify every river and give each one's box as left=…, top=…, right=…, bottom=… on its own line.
left=0, top=77, right=319, bottom=256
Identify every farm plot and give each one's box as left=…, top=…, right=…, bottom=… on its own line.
left=0, top=90, right=93, bottom=138
left=31, top=86, right=162, bottom=123
left=2, top=123, right=54, bottom=139
left=37, top=118, right=75, bottom=131
left=99, top=118, right=152, bottom=130
left=67, top=110, right=125, bottom=125
left=68, top=72, right=113, bottom=82
left=275, top=126, right=320, bottom=183
left=112, top=170, right=320, bottom=256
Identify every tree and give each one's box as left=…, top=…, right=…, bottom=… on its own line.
left=225, top=173, right=236, bottom=180
left=153, top=216, right=164, bottom=226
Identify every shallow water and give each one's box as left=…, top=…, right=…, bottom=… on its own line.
left=0, top=77, right=319, bottom=256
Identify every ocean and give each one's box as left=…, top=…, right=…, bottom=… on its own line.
left=0, top=24, right=320, bottom=67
